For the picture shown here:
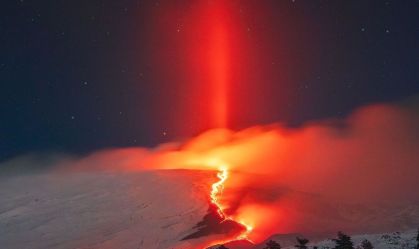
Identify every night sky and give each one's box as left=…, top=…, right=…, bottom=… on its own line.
left=1, top=0, right=418, bottom=160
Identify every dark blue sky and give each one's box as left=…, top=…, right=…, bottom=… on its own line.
left=0, top=0, right=418, bottom=160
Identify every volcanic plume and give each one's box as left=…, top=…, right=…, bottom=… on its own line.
left=142, top=1, right=419, bottom=244
left=2, top=100, right=419, bottom=248
left=28, top=100, right=415, bottom=247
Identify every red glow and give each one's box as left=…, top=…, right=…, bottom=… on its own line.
left=209, top=20, right=229, bottom=128
left=113, top=1, right=419, bottom=247
left=164, top=0, right=237, bottom=130
left=210, top=165, right=228, bottom=218
left=193, top=1, right=232, bottom=128
left=147, top=1, right=293, bottom=136
left=209, top=165, right=254, bottom=245
left=65, top=103, right=419, bottom=247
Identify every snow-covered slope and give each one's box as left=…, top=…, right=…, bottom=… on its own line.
left=0, top=170, right=216, bottom=249
left=1, top=169, right=418, bottom=249
left=217, top=230, right=418, bottom=249
left=281, top=230, right=418, bottom=249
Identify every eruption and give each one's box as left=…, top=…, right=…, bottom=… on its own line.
left=210, top=165, right=228, bottom=219
left=177, top=2, right=257, bottom=245
left=5, top=101, right=419, bottom=248
left=6, top=2, right=415, bottom=248
left=208, top=164, right=254, bottom=246
left=2, top=1, right=418, bottom=249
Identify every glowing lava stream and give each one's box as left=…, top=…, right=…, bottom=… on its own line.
left=209, top=165, right=254, bottom=246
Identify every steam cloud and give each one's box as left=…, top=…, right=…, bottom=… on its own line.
left=2, top=99, right=419, bottom=242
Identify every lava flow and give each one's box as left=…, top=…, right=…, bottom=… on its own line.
left=207, top=164, right=254, bottom=248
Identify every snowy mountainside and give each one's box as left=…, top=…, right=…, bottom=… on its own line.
left=0, top=170, right=215, bottom=249
left=294, top=230, right=418, bottom=249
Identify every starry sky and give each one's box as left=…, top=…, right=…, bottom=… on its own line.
left=0, top=0, right=418, bottom=160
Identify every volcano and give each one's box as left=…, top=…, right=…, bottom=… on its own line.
left=1, top=165, right=419, bottom=249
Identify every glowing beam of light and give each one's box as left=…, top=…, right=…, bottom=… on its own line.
left=209, top=24, right=229, bottom=128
